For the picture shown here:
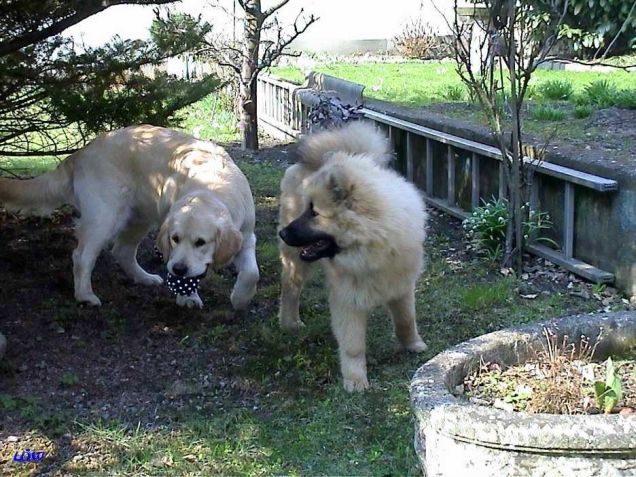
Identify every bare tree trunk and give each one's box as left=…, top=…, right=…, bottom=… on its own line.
left=239, top=77, right=258, bottom=150
left=239, top=0, right=262, bottom=150
left=507, top=0, right=523, bottom=273
left=208, top=0, right=316, bottom=151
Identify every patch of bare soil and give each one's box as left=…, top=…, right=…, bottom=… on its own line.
left=383, top=99, right=636, bottom=168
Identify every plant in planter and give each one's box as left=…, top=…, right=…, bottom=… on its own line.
left=592, top=358, right=632, bottom=414
left=410, top=311, right=636, bottom=477
left=463, top=328, right=636, bottom=416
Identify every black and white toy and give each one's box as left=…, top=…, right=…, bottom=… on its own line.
left=155, top=247, right=203, bottom=305
left=166, top=273, right=202, bottom=297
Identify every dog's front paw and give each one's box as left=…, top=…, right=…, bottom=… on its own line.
left=176, top=293, right=203, bottom=309
left=136, top=273, right=163, bottom=286
left=230, top=291, right=251, bottom=311
left=279, top=318, right=306, bottom=331
left=343, top=375, right=370, bottom=392
left=279, top=312, right=306, bottom=331
left=404, top=339, right=428, bottom=353
left=76, top=293, right=102, bottom=307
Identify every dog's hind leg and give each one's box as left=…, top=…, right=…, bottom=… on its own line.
left=72, top=180, right=132, bottom=306
left=230, top=233, right=259, bottom=310
left=278, top=243, right=313, bottom=330
left=387, top=289, right=427, bottom=353
left=112, top=222, right=163, bottom=286
left=73, top=215, right=122, bottom=306
left=330, top=299, right=369, bottom=392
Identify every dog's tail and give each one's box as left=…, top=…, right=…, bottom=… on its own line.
left=295, top=121, right=392, bottom=171
left=0, top=154, right=76, bottom=216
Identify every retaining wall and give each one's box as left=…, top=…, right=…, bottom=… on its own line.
left=257, top=73, right=636, bottom=296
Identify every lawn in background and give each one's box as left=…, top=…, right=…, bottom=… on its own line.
left=270, top=62, right=635, bottom=107
left=270, top=61, right=635, bottom=142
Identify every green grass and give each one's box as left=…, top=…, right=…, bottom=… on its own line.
left=0, top=95, right=613, bottom=476
left=529, top=104, right=567, bottom=121
left=577, top=79, right=620, bottom=108
left=178, top=93, right=239, bottom=143
left=270, top=62, right=636, bottom=108
left=574, top=104, right=594, bottom=118
left=0, top=155, right=62, bottom=176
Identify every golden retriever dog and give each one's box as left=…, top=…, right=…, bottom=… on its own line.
left=278, top=122, right=428, bottom=392
left=0, top=125, right=259, bottom=309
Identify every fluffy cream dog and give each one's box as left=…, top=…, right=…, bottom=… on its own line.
left=0, top=125, right=259, bottom=309
left=278, top=122, right=428, bottom=392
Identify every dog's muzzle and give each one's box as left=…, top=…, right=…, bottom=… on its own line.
left=279, top=216, right=339, bottom=262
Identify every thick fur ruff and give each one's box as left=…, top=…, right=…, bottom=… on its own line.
left=278, top=121, right=428, bottom=392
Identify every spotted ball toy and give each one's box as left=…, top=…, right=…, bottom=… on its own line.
left=154, top=247, right=201, bottom=297
left=166, top=273, right=201, bottom=297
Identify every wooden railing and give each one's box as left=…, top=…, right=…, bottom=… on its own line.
left=257, top=73, right=618, bottom=284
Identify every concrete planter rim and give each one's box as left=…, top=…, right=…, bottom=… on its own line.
left=410, top=311, right=636, bottom=455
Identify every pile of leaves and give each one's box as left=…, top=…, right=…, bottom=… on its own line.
left=462, top=329, right=636, bottom=414
left=306, top=94, right=364, bottom=131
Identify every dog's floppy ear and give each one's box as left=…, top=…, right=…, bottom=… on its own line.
left=156, top=219, right=172, bottom=263
left=214, top=226, right=243, bottom=267
left=327, top=165, right=355, bottom=206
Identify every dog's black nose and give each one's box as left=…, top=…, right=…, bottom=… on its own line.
left=172, top=262, right=188, bottom=277
left=278, top=228, right=288, bottom=242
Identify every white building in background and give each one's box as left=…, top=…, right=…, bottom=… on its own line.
left=277, top=0, right=454, bottom=54
left=65, top=0, right=454, bottom=54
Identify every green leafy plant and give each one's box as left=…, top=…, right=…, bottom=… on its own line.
left=573, top=104, right=594, bottom=119
left=578, top=80, right=619, bottom=108
left=614, top=89, right=636, bottom=110
left=594, top=358, right=623, bottom=413
left=554, top=0, right=636, bottom=55
left=530, top=104, right=566, bottom=121
left=60, top=372, right=80, bottom=387
left=440, top=84, right=466, bottom=101
left=538, top=80, right=574, bottom=100
left=463, top=198, right=556, bottom=257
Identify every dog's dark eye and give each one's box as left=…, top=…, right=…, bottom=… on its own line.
left=171, top=235, right=180, bottom=244
left=194, top=238, right=206, bottom=247
left=309, top=202, right=318, bottom=217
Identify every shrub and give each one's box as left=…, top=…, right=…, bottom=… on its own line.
left=538, top=79, right=574, bottom=100
left=463, top=198, right=555, bottom=258
left=392, top=18, right=451, bottom=60
left=439, top=84, right=466, bottom=101
left=573, top=104, right=594, bottom=118
left=578, top=79, right=619, bottom=108
left=614, top=89, right=636, bottom=110
left=525, top=85, right=540, bottom=100
left=530, top=104, right=566, bottom=121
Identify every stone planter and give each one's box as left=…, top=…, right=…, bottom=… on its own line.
left=410, top=311, right=636, bottom=477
